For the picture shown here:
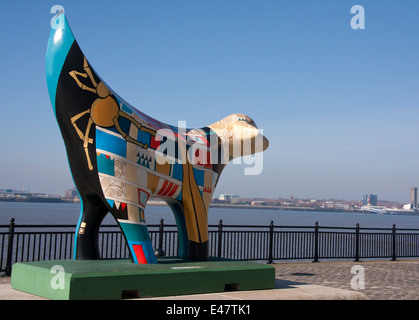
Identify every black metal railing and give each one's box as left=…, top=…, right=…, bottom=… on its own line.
left=2, top=218, right=419, bottom=275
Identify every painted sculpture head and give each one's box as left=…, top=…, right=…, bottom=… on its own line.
left=46, top=12, right=268, bottom=264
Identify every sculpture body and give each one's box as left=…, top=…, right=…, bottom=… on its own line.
left=46, top=12, right=268, bottom=264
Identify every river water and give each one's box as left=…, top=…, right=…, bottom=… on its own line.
left=1, top=201, right=419, bottom=229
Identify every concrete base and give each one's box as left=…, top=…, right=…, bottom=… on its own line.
left=2, top=277, right=367, bottom=301
left=11, top=258, right=275, bottom=300
left=144, top=279, right=367, bottom=300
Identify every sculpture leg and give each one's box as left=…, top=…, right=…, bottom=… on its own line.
left=74, top=195, right=109, bottom=260
left=188, top=239, right=209, bottom=261
left=181, top=162, right=210, bottom=261
left=181, top=196, right=210, bottom=261
left=176, top=141, right=210, bottom=261
left=118, top=221, right=157, bottom=264
left=167, top=201, right=188, bottom=259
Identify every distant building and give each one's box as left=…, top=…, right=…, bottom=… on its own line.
left=363, top=194, right=378, bottom=206
left=65, top=187, right=79, bottom=199
left=404, top=187, right=418, bottom=210
left=0, top=189, right=14, bottom=197
left=218, top=194, right=240, bottom=204
left=411, top=187, right=418, bottom=209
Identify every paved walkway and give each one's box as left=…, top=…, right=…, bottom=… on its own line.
left=2, top=259, right=419, bottom=300
left=273, top=259, right=419, bottom=300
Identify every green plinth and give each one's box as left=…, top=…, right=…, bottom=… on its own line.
left=11, top=258, right=275, bottom=300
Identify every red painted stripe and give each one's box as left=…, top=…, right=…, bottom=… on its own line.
left=158, top=180, right=169, bottom=195
left=161, top=182, right=175, bottom=197
left=132, top=244, right=147, bottom=264
left=166, top=184, right=179, bottom=197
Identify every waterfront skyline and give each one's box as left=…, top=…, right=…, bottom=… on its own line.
left=0, top=1, right=418, bottom=203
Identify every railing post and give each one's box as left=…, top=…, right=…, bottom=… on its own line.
left=391, top=224, right=397, bottom=261
left=154, top=218, right=166, bottom=257
left=5, top=218, right=15, bottom=276
left=313, top=221, right=319, bottom=262
left=217, top=219, right=223, bottom=258
left=354, top=223, right=360, bottom=262
left=268, top=220, right=274, bottom=264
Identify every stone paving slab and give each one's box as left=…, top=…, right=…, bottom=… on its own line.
left=273, top=259, right=419, bottom=300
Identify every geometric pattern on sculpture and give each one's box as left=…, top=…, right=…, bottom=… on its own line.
left=46, top=11, right=269, bottom=265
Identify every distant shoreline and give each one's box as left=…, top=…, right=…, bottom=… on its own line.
left=1, top=197, right=418, bottom=216
left=0, top=197, right=325, bottom=211
left=209, top=203, right=316, bottom=211
left=201, top=203, right=419, bottom=216
left=0, top=197, right=77, bottom=204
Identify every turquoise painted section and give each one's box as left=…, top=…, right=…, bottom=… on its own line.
left=176, top=190, right=182, bottom=201
left=106, top=199, right=114, bottom=208
left=172, top=162, right=183, bottom=181
left=46, top=13, right=75, bottom=114
left=137, top=130, right=151, bottom=147
left=96, top=129, right=127, bottom=158
left=119, top=222, right=157, bottom=264
left=120, top=103, right=132, bottom=113
left=96, top=153, right=115, bottom=176
left=119, top=222, right=151, bottom=242
left=192, top=167, right=205, bottom=186
left=141, top=241, right=158, bottom=264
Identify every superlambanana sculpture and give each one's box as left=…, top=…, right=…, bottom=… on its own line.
left=46, top=12, right=268, bottom=264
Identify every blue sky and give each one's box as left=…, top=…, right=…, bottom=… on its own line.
left=0, top=1, right=418, bottom=202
